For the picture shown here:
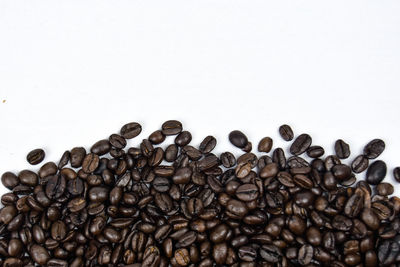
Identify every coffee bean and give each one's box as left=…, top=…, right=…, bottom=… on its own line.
left=298, top=244, right=314, bottom=265
left=45, top=174, right=66, bottom=199
left=162, top=120, right=183, bottom=136
left=393, top=167, right=400, bottom=182
left=120, top=122, right=142, bottom=139
left=18, top=170, right=38, bottom=186
left=38, top=162, right=58, bottom=178
left=228, top=130, right=248, bottom=148
left=290, top=133, right=312, bottom=155
left=279, top=124, right=294, bottom=141
left=199, top=136, right=217, bottom=154
left=334, top=139, right=350, bottom=159
left=364, top=139, right=385, bottom=159
left=70, top=147, right=86, bottom=168
left=26, top=148, right=45, bottom=165
left=175, top=248, right=190, bottom=266
left=235, top=184, right=259, bottom=202
left=366, top=160, right=387, bottom=185
left=1, top=172, right=19, bottom=189
left=260, top=244, right=282, bottom=263
left=220, top=152, right=236, bottom=168
left=258, top=137, right=273, bottom=153
left=307, top=145, right=324, bottom=158
left=109, top=134, right=127, bottom=149
left=351, top=155, right=369, bottom=173
left=30, top=244, right=50, bottom=265
left=376, top=182, right=394, bottom=196
left=82, top=153, right=100, bottom=173
left=175, top=131, right=192, bottom=147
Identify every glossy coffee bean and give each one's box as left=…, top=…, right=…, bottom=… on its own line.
left=290, top=133, right=312, bottom=155
left=228, top=130, right=248, bottom=149
left=279, top=124, right=294, bottom=141
left=351, top=155, right=369, bottom=173
left=393, top=167, right=400, bottom=183
left=366, top=160, right=387, bottom=185
left=70, top=147, right=86, bottom=168
left=334, top=139, right=350, bottom=159
left=26, top=148, right=45, bottom=165
left=162, top=120, right=183, bottom=136
left=258, top=137, right=273, bottom=153
left=120, top=122, right=142, bottom=139
left=1, top=172, right=19, bottom=189
left=364, top=139, right=385, bottom=159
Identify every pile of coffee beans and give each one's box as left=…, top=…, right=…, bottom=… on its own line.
left=0, top=120, right=400, bottom=266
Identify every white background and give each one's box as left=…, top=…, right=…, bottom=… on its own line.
left=1, top=1, right=400, bottom=196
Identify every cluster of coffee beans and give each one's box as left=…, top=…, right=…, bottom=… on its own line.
left=0, top=120, right=400, bottom=266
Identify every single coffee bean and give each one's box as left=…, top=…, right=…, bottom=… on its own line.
left=334, top=139, right=350, bottom=159
left=57, top=150, right=70, bottom=169
left=235, top=184, right=259, bottom=202
left=364, top=139, right=385, bottom=159
left=18, top=170, right=38, bottom=186
left=290, top=133, right=312, bottom=155
left=351, top=155, right=369, bottom=173
left=220, top=152, right=236, bottom=168
left=298, top=244, right=314, bottom=265
left=306, top=145, right=324, bottom=158
left=26, top=148, right=45, bottom=165
left=366, top=160, right=387, bottom=185
left=1, top=172, right=19, bottom=189
left=260, top=244, right=282, bottom=263
left=82, top=153, right=100, bottom=173
left=38, top=162, right=58, bottom=178
left=149, top=130, right=166, bottom=144
left=30, top=244, right=50, bottom=265
left=70, top=147, right=86, bottom=168
left=109, top=134, right=127, bottom=149
left=258, top=137, right=273, bottom=153
left=120, top=122, right=142, bottom=139
left=90, top=139, right=111, bottom=155
left=376, top=182, right=394, bottom=196
left=175, top=131, right=192, bottom=147
left=45, top=174, right=66, bottom=199
left=199, top=136, right=217, bottom=154
left=162, top=120, right=183, bottom=136
left=393, top=167, right=400, bottom=183
left=279, top=124, right=294, bottom=141
left=228, top=130, right=248, bottom=149
left=175, top=248, right=190, bottom=266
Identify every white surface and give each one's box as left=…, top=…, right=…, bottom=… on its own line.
left=1, top=1, right=400, bottom=195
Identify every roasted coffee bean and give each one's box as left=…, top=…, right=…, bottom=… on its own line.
left=45, top=175, right=66, bottom=199
left=238, top=246, right=257, bottom=261
left=199, top=136, right=217, bottom=154
left=18, top=170, right=38, bottom=186
left=258, top=137, right=273, bottom=153
left=364, top=139, right=385, bottom=159
left=165, top=144, right=178, bottom=162
left=220, top=152, right=236, bottom=168
left=1, top=172, right=19, bottom=189
left=260, top=244, right=282, bottom=263
left=376, top=182, right=394, bottom=196
left=39, top=162, right=58, bottom=178
left=298, top=244, right=313, bottom=265
left=228, top=130, right=248, bottom=148
left=334, top=139, right=350, bottom=159
left=109, top=134, right=127, bottom=149
left=175, top=131, right=192, bottom=147
left=70, top=147, right=86, bottom=168
left=26, top=148, right=45, bottom=165
left=175, top=248, right=190, bottom=266
left=30, top=244, right=50, bottom=265
left=91, top=139, right=111, bottom=155
left=366, top=160, right=387, bottom=185
left=82, top=153, right=99, bottom=173
left=235, top=184, right=259, bottom=202
left=120, top=122, right=142, bottom=139
left=162, top=120, right=183, bottom=136
left=307, top=145, right=324, bottom=158
left=290, top=133, right=312, bottom=155
left=279, top=124, right=294, bottom=141
left=351, top=155, right=369, bottom=173
left=378, top=240, right=399, bottom=266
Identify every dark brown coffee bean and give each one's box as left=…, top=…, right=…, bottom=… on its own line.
left=279, top=124, right=294, bottom=141
left=226, top=199, right=248, bottom=219
left=376, top=182, right=394, bottom=196
left=149, top=130, right=166, bottom=144
left=235, top=184, right=259, bottom=202
left=364, top=139, right=385, bottom=159
left=298, top=244, right=313, bottom=265
left=70, top=147, right=86, bottom=168
left=109, top=134, right=127, bottom=149
left=307, top=145, right=324, bottom=158
left=90, top=139, right=111, bottom=155
left=1, top=172, right=19, bottom=189
left=39, top=162, right=58, bottom=178
left=26, top=148, right=45, bottom=165
left=175, top=131, right=192, bottom=147
left=45, top=175, right=66, bottom=199
left=290, top=133, right=312, bottom=155
left=120, top=122, right=142, bottom=139
left=366, top=160, right=387, bottom=185
left=258, top=137, right=273, bottom=153
left=18, top=170, right=38, bottom=186
left=199, top=136, right=217, bottom=154
left=30, top=244, right=50, bottom=265
left=351, top=155, right=369, bottom=173
left=334, top=139, right=350, bottom=159
left=260, top=244, right=282, bottom=263
left=82, top=153, right=99, bottom=173
left=220, top=152, right=236, bottom=168
left=162, top=120, right=183, bottom=136
left=228, top=130, right=248, bottom=148
left=175, top=248, right=190, bottom=266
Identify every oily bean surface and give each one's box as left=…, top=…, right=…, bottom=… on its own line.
left=26, top=148, right=45, bottom=165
